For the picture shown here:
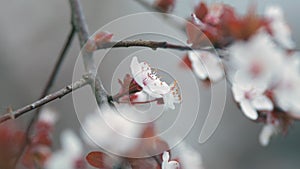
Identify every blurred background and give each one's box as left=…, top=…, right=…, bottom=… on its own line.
left=0, top=0, right=300, bottom=169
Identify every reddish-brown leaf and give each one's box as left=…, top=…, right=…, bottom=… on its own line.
left=194, top=2, right=208, bottom=20
left=154, top=0, right=176, bottom=13
left=86, top=151, right=105, bottom=169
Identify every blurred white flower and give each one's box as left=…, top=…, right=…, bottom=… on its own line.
left=162, top=151, right=180, bottom=169
left=259, top=123, right=278, bottom=146
left=265, top=6, right=295, bottom=49
left=130, top=56, right=170, bottom=98
left=82, top=107, right=145, bottom=155
left=273, top=54, right=300, bottom=118
left=38, top=108, right=58, bottom=125
left=188, top=51, right=224, bottom=82
left=176, top=143, right=204, bottom=169
left=232, top=72, right=273, bottom=120
left=163, top=81, right=181, bottom=110
left=45, top=130, right=83, bottom=169
left=229, top=31, right=284, bottom=85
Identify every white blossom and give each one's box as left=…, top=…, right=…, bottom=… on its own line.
left=231, top=72, right=273, bottom=120
left=265, top=6, right=295, bottom=49
left=162, top=151, right=180, bottom=169
left=130, top=56, right=170, bottom=98
left=45, top=130, right=83, bottom=169
left=273, top=54, right=300, bottom=118
left=188, top=51, right=224, bottom=82
left=175, top=143, right=204, bottom=169
left=229, top=31, right=284, bottom=86
left=82, top=107, right=145, bottom=155
left=38, top=108, right=58, bottom=125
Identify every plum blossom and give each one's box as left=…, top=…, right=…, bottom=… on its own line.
left=273, top=54, right=300, bottom=118
left=259, top=123, right=279, bottom=146
left=162, top=151, right=180, bottom=169
left=38, top=108, right=58, bottom=126
left=175, top=143, right=204, bottom=169
left=229, top=31, right=284, bottom=86
left=231, top=72, right=273, bottom=120
left=45, top=130, right=84, bottom=169
left=82, top=107, right=145, bottom=155
left=265, top=6, right=295, bottom=49
left=188, top=51, right=224, bottom=82
left=130, top=56, right=170, bottom=98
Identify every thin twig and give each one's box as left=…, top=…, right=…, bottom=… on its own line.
left=11, top=27, right=77, bottom=168
left=26, top=26, right=76, bottom=133
left=99, top=40, right=214, bottom=51
left=0, top=78, right=88, bottom=124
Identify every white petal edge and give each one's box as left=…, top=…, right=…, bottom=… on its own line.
left=240, top=100, right=258, bottom=120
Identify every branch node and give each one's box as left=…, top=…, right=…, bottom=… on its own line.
left=7, top=107, right=15, bottom=120
left=30, top=104, right=36, bottom=109
left=66, top=85, right=72, bottom=90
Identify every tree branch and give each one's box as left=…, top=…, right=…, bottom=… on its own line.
left=11, top=26, right=77, bottom=168
left=25, top=26, right=76, bottom=132
left=69, top=0, right=108, bottom=106
left=99, top=40, right=214, bottom=51
left=0, top=78, right=89, bottom=123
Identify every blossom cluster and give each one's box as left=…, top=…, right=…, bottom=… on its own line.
left=83, top=107, right=203, bottom=169
left=113, top=56, right=181, bottom=111
left=184, top=2, right=298, bottom=146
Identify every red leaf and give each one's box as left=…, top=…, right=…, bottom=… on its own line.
left=86, top=151, right=105, bottom=168
left=194, top=2, right=208, bottom=20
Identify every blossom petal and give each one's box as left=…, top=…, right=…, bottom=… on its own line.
left=252, top=95, right=273, bottom=111
left=259, top=124, right=277, bottom=146
left=265, top=6, right=295, bottom=49
left=188, top=51, right=208, bottom=79
left=240, top=100, right=258, bottom=120
left=231, top=84, right=244, bottom=102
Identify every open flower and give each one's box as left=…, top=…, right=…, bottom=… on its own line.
left=229, top=31, right=284, bottom=85
left=162, top=151, right=180, bottom=169
left=232, top=72, right=273, bottom=120
left=188, top=51, right=224, bottom=82
left=82, top=107, right=145, bottom=156
left=273, top=54, right=300, bottom=118
left=45, top=130, right=84, bottom=169
left=130, top=56, right=170, bottom=98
